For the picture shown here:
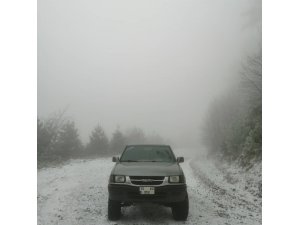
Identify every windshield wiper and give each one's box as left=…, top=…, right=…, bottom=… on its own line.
left=121, top=160, right=166, bottom=162
left=138, top=160, right=162, bottom=162
left=121, top=160, right=138, bottom=162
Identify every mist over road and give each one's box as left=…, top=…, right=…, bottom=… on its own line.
left=37, top=156, right=261, bottom=225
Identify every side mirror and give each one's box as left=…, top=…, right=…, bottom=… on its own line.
left=112, top=156, right=119, bottom=162
left=177, top=157, right=184, bottom=163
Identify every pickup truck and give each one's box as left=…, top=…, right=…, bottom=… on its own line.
left=108, top=145, right=189, bottom=221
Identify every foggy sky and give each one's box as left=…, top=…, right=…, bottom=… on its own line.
left=38, top=0, right=261, bottom=147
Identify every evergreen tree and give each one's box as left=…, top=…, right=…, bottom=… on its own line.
left=54, top=120, right=83, bottom=159
left=86, top=124, right=109, bottom=156
left=110, top=128, right=126, bottom=155
left=125, top=127, right=146, bottom=145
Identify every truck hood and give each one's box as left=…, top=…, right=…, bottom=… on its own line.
left=112, top=162, right=182, bottom=176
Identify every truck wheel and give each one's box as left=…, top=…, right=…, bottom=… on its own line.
left=108, top=199, right=121, bottom=221
left=172, top=192, right=189, bottom=221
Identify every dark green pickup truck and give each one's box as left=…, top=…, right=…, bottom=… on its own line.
left=108, top=145, right=189, bottom=221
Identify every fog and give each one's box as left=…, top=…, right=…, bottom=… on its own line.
left=38, top=0, right=261, bottom=148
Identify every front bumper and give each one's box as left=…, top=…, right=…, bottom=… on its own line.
left=108, top=184, right=187, bottom=204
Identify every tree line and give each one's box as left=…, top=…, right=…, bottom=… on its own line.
left=37, top=114, right=164, bottom=167
left=201, top=50, right=262, bottom=166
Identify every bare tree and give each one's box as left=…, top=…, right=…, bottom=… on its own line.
left=240, top=50, right=262, bottom=107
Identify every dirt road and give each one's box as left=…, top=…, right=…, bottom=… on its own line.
left=37, top=157, right=261, bottom=225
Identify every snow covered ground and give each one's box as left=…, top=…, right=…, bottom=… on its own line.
left=37, top=156, right=261, bottom=225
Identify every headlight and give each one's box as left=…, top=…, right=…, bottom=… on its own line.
left=169, top=175, right=180, bottom=183
left=114, top=175, right=125, bottom=183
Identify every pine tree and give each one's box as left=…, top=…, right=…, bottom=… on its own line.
left=86, top=124, right=109, bottom=156
left=54, top=120, right=83, bottom=159
left=125, top=127, right=146, bottom=145
left=110, top=129, right=126, bottom=155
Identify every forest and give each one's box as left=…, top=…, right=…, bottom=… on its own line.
left=201, top=50, right=262, bottom=167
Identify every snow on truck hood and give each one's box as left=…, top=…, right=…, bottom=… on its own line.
left=112, top=162, right=182, bottom=176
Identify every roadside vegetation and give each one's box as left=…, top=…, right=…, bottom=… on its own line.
left=201, top=50, right=262, bottom=167
left=37, top=113, right=164, bottom=168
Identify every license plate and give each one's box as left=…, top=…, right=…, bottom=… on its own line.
left=139, top=186, right=155, bottom=195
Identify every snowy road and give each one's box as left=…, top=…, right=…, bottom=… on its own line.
left=37, top=157, right=261, bottom=225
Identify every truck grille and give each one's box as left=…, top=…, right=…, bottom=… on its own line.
left=129, top=176, right=165, bottom=185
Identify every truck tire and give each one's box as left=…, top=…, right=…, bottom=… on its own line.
left=172, top=192, right=189, bottom=221
left=108, top=199, right=121, bottom=221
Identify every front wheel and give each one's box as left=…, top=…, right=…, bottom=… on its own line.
left=172, top=192, right=189, bottom=221
left=108, top=199, right=121, bottom=221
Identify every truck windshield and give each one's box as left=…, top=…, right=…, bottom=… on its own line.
left=120, top=146, right=176, bottom=163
